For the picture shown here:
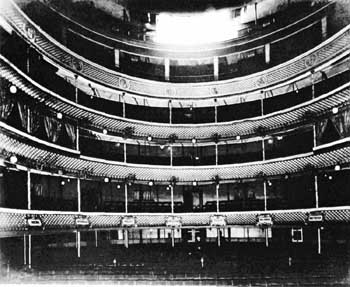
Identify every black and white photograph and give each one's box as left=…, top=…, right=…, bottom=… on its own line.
left=0, top=0, right=349, bottom=285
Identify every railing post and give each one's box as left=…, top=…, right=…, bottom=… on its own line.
left=27, top=170, right=31, bottom=210
left=77, top=178, right=81, bottom=212
left=124, top=183, right=128, bottom=213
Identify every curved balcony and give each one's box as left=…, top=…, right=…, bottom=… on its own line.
left=0, top=123, right=349, bottom=183
left=22, top=0, right=331, bottom=82
left=0, top=0, right=349, bottom=105
left=0, top=206, right=349, bottom=232
left=1, top=56, right=349, bottom=144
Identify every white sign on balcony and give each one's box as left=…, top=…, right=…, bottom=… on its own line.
left=165, top=215, right=182, bottom=228
left=121, top=216, right=137, bottom=227
left=27, top=217, right=42, bottom=227
left=256, top=214, right=273, bottom=228
left=75, top=216, right=90, bottom=227
left=210, top=215, right=227, bottom=227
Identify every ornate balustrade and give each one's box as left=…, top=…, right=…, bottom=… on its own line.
left=0, top=0, right=349, bottom=104
left=0, top=206, right=349, bottom=232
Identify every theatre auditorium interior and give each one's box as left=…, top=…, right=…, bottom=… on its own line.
left=0, top=0, right=349, bottom=284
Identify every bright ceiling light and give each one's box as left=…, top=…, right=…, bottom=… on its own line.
left=154, top=9, right=239, bottom=46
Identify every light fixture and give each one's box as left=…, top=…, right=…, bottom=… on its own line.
left=267, top=180, right=272, bottom=186
left=102, top=129, right=108, bottom=135
left=9, top=85, right=17, bottom=94
left=104, top=177, right=110, bottom=183
left=148, top=181, right=154, bottom=186
left=334, top=164, right=341, bottom=171
left=191, top=138, right=197, bottom=144
left=236, top=135, right=241, bottom=141
left=67, top=178, right=71, bottom=183
left=147, top=135, right=153, bottom=142
left=192, top=180, right=198, bottom=186
left=56, top=112, right=63, bottom=120
left=160, top=145, right=165, bottom=150
left=195, top=156, right=199, bottom=160
left=166, top=186, right=170, bottom=191
left=268, top=138, right=274, bottom=144
left=60, top=180, right=65, bottom=186
left=277, top=136, right=283, bottom=141
left=328, top=175, right=333, bottom=180
left=332, top=107, right=339, bottom=114
left=117, top=184, right=121, bottom=189
left=9, top=155, right=17, bottom=164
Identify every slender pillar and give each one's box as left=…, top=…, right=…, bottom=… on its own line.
left=213, top=57, right=219, bottom=81
left=217, top=229, right=221, bottom=247
left=122, top=94, right=126, bottom=118
left=263, top=180, right=267, bottom=211
left=26, top=108, right=31, bottom=133
left=214, top=99, right=218, bottom=123
left=165, top=58, right=170, bottom=81
left=314, top=175, right=319, bottom=208
left=265, top=229, right=269, bottom=247
left=124, top=183, right=128, bottom=213
left=124, top=143, right=127, bottom=163
left=216, top=184, right=220, bottom=213
left=95, top=230, right=98, bottom=248
left=28, top=234, right=32, bottom=269
left=74, top=78, right=80, bottom=151
left=171, top=229, right=175, bottom=247
left=254, top=2, right=258, bottom=25
left=321, top=16, right=327, bottom=40
left=317, top=228, right=322, bottom=254
left=170, top=185, right=174, bottom=214
left=27, top=171, right=31, bottom=210
left=265, top=43, right=270, bottom=64
left=169, top=100, right=172, bottom=124
left=124, top=229, right=129, bottom=248
left=170, top=146, right=173, bottom=166
left=215, top=144, right=218, bottom=165
left=26, top=47, right=30, bottom=74
left=77, top=231, right=81, bottom=258
left=76, top=128, right=80, bottom=151
left=23, top=234, right=26, bottom=265
left=77, top=178, right=81, bottom=212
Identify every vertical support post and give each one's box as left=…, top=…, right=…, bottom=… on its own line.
left=124, top=143, right=127, bottom=163
left=74, top=77, right=80, bottom=151
left=215, top=143, right=218, bottom=165
left=122, top=93, right=126, bottom=118
left=254, top=2, right=258, bottom=25
left=26, top=107, right=31, bottom=133
left=27, top=171, right=31, bottom=210
left=217, top=228, right=221, bottom=247
left=170, top=185, right=174, bottom=214
left=264, top=43, right=270, bottom=65
left=263, top=180, right=267, bottom=211
left=26, top=47, right=30, bottom=74
left=213, top=56, right=219, bottom=81
left=216, top=184, right=220, bottom=213
left=77, top=231, right=81, bottom=258
left=124, top=183, right=128, bottom=213
left=23, top=234, right=26, bottom=266
left=169, top=100, right=172, bottom=124
left=321, top=16, right=327, bottom=40
left=317, top=228, right=321, bottom=254
left=265, top=229, right=269, bottom=247
left=77, top=178, right=81, bottom=212
left=124, top=229, right=129, bottom=248
left=170, top=145, right=173, bottom=166
left=95, top=230, right=98, bottom=248
left=214, top=99, right=218, bottom=123
left=28, top=234, right=31, bottom=269
left=314, top=175, right=319, bottom=208
left=165, top=58, right=170, bottom=81
left=171, top=229, right=175, bottom=248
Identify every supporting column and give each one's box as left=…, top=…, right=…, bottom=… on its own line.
left=321, top=16, right=327, bottom=40
left=124, top=183, right=128, bottom=213
left=26, top=47, right=30, bottom=74
left=74, top=77, right=80, bottom=151
left=317, top=228, right=322, bottom=254
left=26, top=107, right=31, bottom=133
left=28, top=234, right=32, bottom=269
left=23, top=234, right=26, bottom=266
left=171, top=229, right=175, bottom=247
left=263, top=180, right=267, bottom=211
left=170, top=145, right=173, bottom=166
left=95, top=230, right=98, bottom=248
left=213, top=57, right=219, bottom=81
left=264, top=43, right=270, bottom=65
left=169, top=100, right=172, bottom=124
left=165, top=58, right=170, bottom=81
left=27, top=171, right=31, bottom=210
left=122, top=93, right=126, bottom=118
left=124, top=142, right=127, bottom=163
left=314, top=175, right=319, bottom=208
left=215, top=144, right=218, bottom=165
left=265, top=229, right=269, bottom=247
left=77, top=178, right=81, bottom=212
left=216, top=183, right=220, bottom=213
left=124, top=229, right=129, bottom=248
left=170, top=185, right=174, bottom=214
left=77, top=231, right=81, bottom=258
left=214, top=99, right=218, bottom=123
left=217, top=229, right=221, bottom=247
left=254, top=2, right=258, bottom=25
